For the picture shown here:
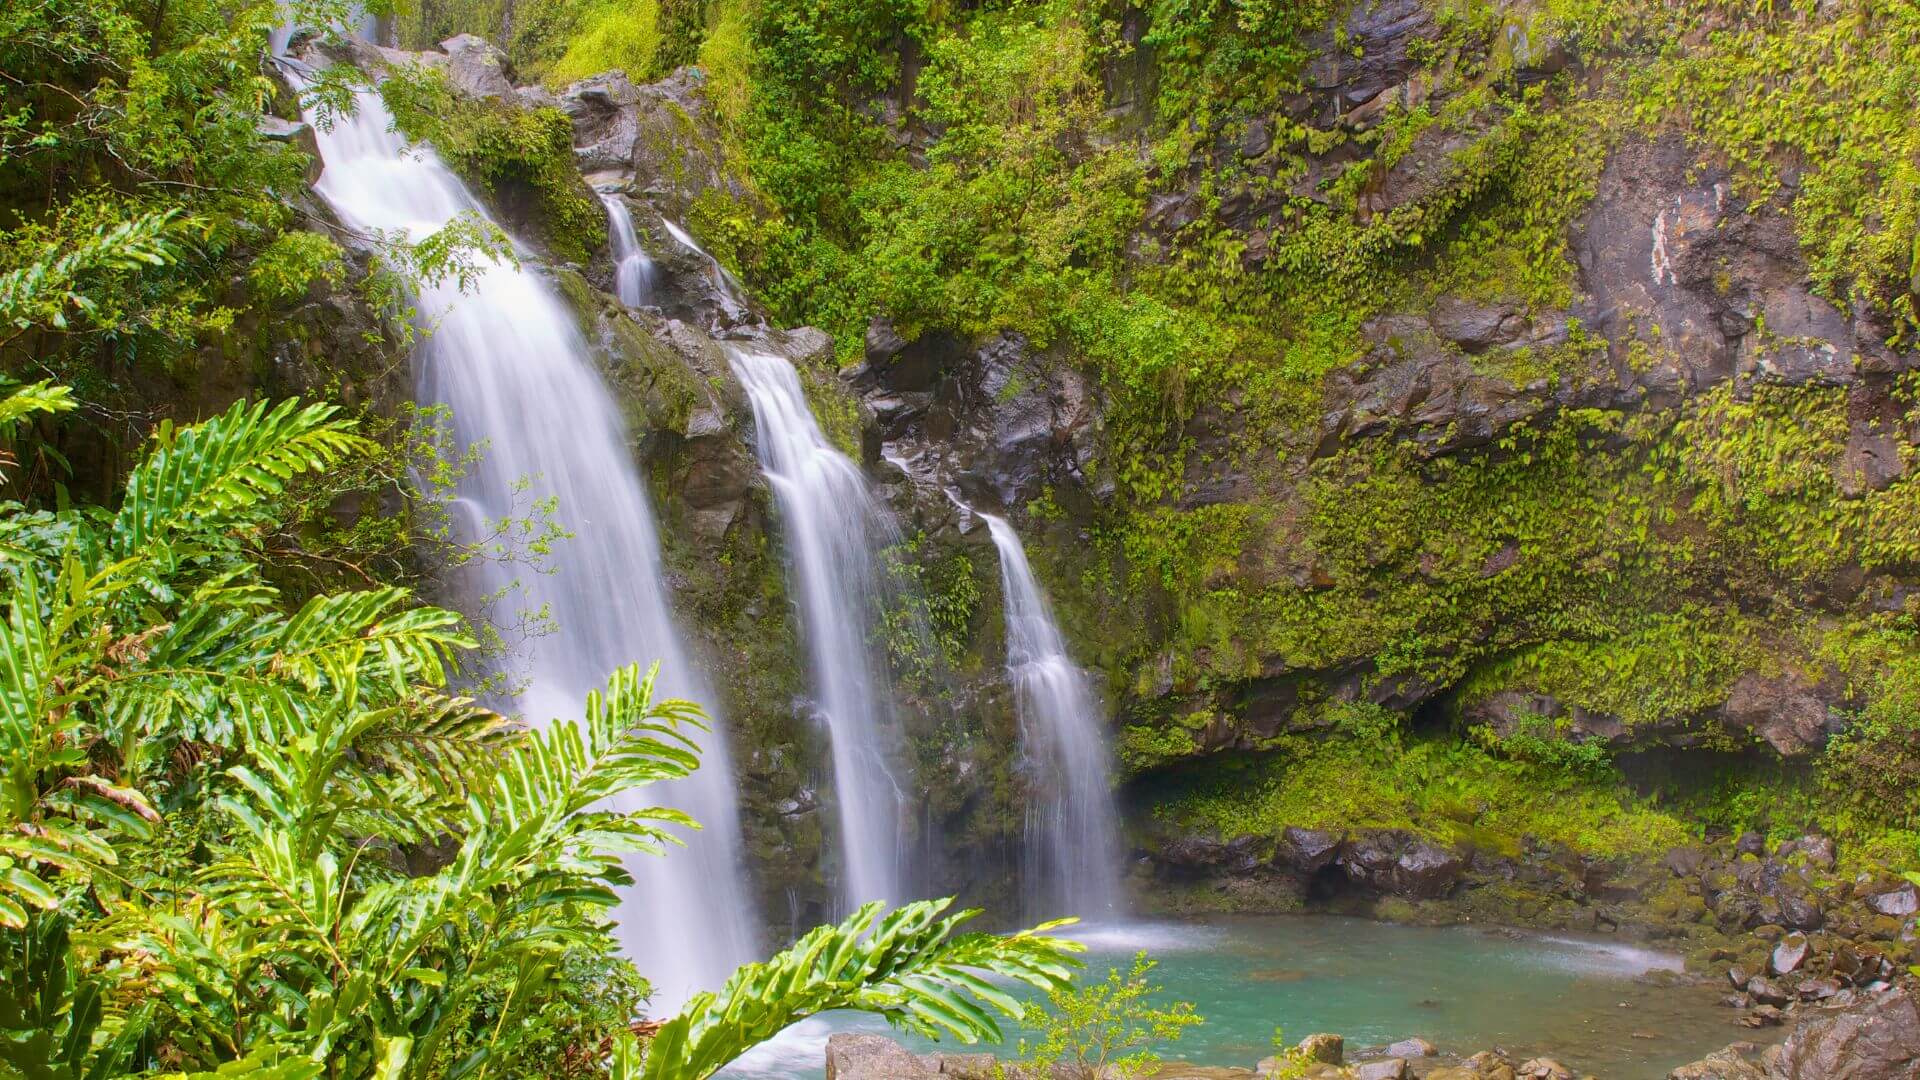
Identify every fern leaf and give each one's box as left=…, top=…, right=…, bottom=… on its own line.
left=112, top=397, right=373, bottom=551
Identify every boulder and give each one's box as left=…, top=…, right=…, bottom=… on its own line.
left=824, top=1033, right=937, bottom=1079
left=1720, top=672, right=1837, bottom=756
left=1772, top=932, right=1811, bottom=975
left=1278, top=828, right=1347, bottom=874
left=1393, top=841, right=1465, bottom=898
left=1384, top=1037, right=1437, bottom=1058
left=1774, top=987, right=1920, bottom=1078
left=1514, top=1059, right=1574, bottom=1079
left=1867, top=885, right=1919, bottom=918
left=1296, top=1033, right=1344, bottom=1065
left=1779, top=835, right=1838, bottom=870
left=1667, top=1044, right=1770, bottom=1079
left=1747, top=975, right=1792, bottom=1007
left=1354, top=1059, right=1409, bottom=1080
left=437, top=34, right=515, bottom=99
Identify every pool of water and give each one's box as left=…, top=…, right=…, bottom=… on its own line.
left=719, top=915, right=1755, bottom=1079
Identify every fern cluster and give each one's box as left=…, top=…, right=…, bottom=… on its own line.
left=0, top=387, right=1082, bottom=1079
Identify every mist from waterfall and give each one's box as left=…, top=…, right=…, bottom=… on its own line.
left=980, top=512, right=1125, bottom=921
left=292, top=71, right=759, bottom=1007
left=726, top=347, right=913, bottom=910
left=601, top=193, right=657, bottom=307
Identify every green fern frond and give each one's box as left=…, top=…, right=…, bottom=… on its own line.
left=632, top=899, right=1083, bottom=1080
left=113, top=397, right=373, bottom=551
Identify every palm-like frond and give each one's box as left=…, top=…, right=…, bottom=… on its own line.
left=112, top=397, right=372, bottom=552
left=0, top=380, right=77, bottom=433
left=631, top=900, right=1084, bottom=1080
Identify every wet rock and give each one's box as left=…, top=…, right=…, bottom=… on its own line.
left=1774, top=986, right=1920, bottom=1078
left=1667, top=847, right=1709, bottom=877
left=1867, top=884, right=1919, bottom=918
left=1514, top=1059, right=1574, bottom=1079
left=1776, top=889, right=1826, bottom=931
left=1840, top=426, right=1908, bottom=495
left=1772, top=932, right=1810, bottom=975
left=1393, top=840, right=1466, bottom=898
left=1278, top=828, right=1347, bottom=874
left=1384, top=1037, right=1437, bottom=1058
left=824, top=1033, right=937, bottom=1079
left=1296, top=1032, right=1344, bottom=1065
left=1668, top=1044, right=1769, bottom=1079
left=1429, top=297, right=1520, bottom=351
left=1339, top=832, right=1460, bottom=897
left=1779, top=835, right=1838, bottom=870
left=1800, top=977, right=1845, bottom=1001
left=1354, top=1059, right=1409, bottom=1080
left=438, top=34, right=516, bottom=99
left=1747, top=975, right=1792, bottom=1006
left=1161, top=834, right=1264, bottom=876
left=1740, top=1004, right=1787, bottom=1027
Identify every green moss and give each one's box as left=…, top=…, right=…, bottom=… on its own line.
left=1148, top=729, right=1694, bottom=861
left=382, top=70, right=605, bottom=263
left=1457, top=609, right=1756, bottom=731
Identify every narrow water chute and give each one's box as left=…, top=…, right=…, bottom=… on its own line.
left=980, top=511, right=1125, bottom=921
left=727, top=347, right=915, bottom=911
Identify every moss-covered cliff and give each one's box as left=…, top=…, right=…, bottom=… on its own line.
left=510, top=0, right=1919, bottom=878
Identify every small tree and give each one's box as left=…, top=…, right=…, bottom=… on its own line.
left=1014, top=951, right=1201, bottom=1080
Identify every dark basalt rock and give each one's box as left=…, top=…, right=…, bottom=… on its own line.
left=1277, top=827, right=1348, bottom=874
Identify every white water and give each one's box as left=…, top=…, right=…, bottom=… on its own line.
left=980, top=513, right=1125, bottom=921
left=600, top=193, right=657, bottom=307
left=295, top=75, right=759, bottom=1007
left=727, top=348, right=912, bottom=910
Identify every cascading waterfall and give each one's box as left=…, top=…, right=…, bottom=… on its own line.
left=979, top=512, right=1125, bottom=921
left=600, top=192, right=656, bottom=307
left=727, top=347, right=912, bottom=910
left=292, top=71, right=759, bottom=1006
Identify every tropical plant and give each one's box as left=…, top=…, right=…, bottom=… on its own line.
left=1011, top=951, right=1200, bottom=1080
left=0, top=384, right=1087, bottom=1079
left=628, top=899, right=1083, bottom=1080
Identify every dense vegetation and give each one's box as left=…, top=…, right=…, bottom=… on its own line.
left=7, top=0, right=1920, bottom=1072
left=0, top=0, right=1083, bottom=1072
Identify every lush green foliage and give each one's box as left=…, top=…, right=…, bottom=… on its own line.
left=1012, top=951, right=1200, bottom=1080
left=0, top=386, right=1086, bottom=1079
left=628, top=900, right=1081, bottom=1080
left=1149, top=705, right=1694, bottom=861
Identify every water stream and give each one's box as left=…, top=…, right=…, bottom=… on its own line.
left=979, top=512, right=1125, bottom=922
left=292, top=71, right=759, bottom=1007
left=727, top=347, right=914, bottom=910
left=600, top=192, right=656, bottom=307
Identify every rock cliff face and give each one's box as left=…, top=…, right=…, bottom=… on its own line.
left=244, top=1, right=1920, bottom=946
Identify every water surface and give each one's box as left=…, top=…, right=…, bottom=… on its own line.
left=721, top=915, right=1749, bottom=1079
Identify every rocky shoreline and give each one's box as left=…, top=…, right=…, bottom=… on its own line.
left=823, top=984, right=1919, bottom=1080
left=1142, top=822, right=1919, bottom=1032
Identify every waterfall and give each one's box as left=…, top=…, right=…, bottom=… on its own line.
left=293, top=74, right=759, bottom=1006
left=601, top=193, right=656, bottom=307
left=727, top=347, right=912, bottom=910
left=979, top=512, right=1125, bottom=921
